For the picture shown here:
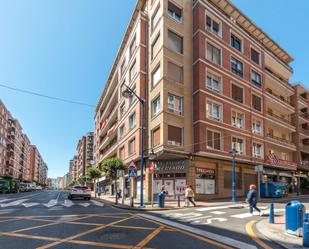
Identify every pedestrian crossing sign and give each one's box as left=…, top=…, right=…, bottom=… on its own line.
left=128, top=168, right=137, bottom=178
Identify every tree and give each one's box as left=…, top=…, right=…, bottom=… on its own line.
left=86, top=167, right=102, bottom=198
left=100, top=157, right=124, bottom=204
left=77, top=176, right=88, bottom=185
left=68, top=180, right=77, bottom=187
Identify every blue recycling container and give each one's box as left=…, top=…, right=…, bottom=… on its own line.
left=260, top=182, right=286, bottom=198
left=286, top=200, right=306, bottom=236
left=157, top=192, right=165, bottom=208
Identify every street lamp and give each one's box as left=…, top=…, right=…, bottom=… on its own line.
left=229, top=148, right=238, bottom=203
left=121, top=84, right=145, bottom=207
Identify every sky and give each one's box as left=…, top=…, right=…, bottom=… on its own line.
left=0, top=0, right=308, bottom=178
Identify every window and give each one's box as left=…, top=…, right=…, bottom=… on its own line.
left=231, top=34, right=242, bottom=52
left=206, top=43, right=221, bottom=65
left=231, top=57, right=243, bottom=78
left=152, top=127, right=160, bottom=147
left=168, top=125, right=182, bottom=146
left=152, top=65, right=161, bottom=86
left=128, top=138, right=136, bottom=155
left=207, top=130, right=221, bottom=150
left=151, top=34, right=160, bottom=59
left=231, top=84, right=243, bottom=103
left=119, top=103, right=125, bottom=118
left=168, top=1, right=182, bottom=22
left=206, top=101, right=222, bottom=121
left=168, top=94, right=183, bottom=115
left=252, top=119, right=262, bottom=135
left=129, top=112, right=136, bottom=130
left=120, top=60, right=126, bottom=76
left=130, top=36, right=137, bottom=57
left=129, top=61, right=137, bottom=81
left=251, top=48, right=260, bottom=65
left=151, top=5, right=160, bottom=30
left=119, top=125, right=125, bottom=139
left=232, top=111, right=244, bottom=129
left=206, top=15, right=221, bottom=36
left=232, top=137, right=245, bottom=155
left=151, top=96, right=161, bottom=116
left=167, top=62, right=183, bottom=83
left=168, top=30, right=183, bottom=54
left=251, top=70, right=262, bottom=88
left=129, top=85, right=136, bottom=106
left=206, top=72, right=221, bottom=92
left=119, top=147, right=125, bottom=160
left=253, top=143, right=263, bottom=159
left=252, top=94, right=262, bottom=112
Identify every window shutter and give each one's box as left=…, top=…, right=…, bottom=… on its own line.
left=214, top=132, right=221, bottom=150
left=168, top=62, right=183, bottom=83
left=207, top=130, right=213, bottom=148
left=152, top=127, right=160, bottom=146
left=168, top=125, right=182, bottom=144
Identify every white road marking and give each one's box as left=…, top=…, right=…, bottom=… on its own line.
left=196, top=204, right=246, bottom=212
left=0, top=199, right=9, bottom=203
left=210, top=211, right=226, bottom=215
left=22, top=202, right=40, bottom=208
left=90, top=200, right=104, bottom=207
left=193, top=217, right=227, bottom=225
left=0, top=199, right=29, bottom=208
left=62, top=200, right=74, bottom=208
left=43, top=199, right=57, bottom=208
left=78, top=203, right=90, bottom=207
left=139, top=214, right=257, bottom=249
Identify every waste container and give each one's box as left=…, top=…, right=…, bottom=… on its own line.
left=286, top=200, right=306, bottom=236
left=157, top=191, right=165, bottom=208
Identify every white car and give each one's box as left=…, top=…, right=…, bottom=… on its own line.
left=68, top=185, right=91, bottom=200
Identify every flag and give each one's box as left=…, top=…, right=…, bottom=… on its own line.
left=268, top=151, right=279, bottom=164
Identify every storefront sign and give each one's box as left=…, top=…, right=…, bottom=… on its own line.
left=154, top=160, right=188, bottom=173
left=196, top=168, right=215, bottom=176
left=175, top=179, right=186, bottom=195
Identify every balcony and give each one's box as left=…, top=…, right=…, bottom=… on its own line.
left=266, top=158, right=297, bottom=170
left=266, top=134, right=295, bottom=147
left=265, top=88, right=294, bottom=110
left=299, top=127, right=309, bottom=137
left=300, top=143, right=309, bottom=152
left=300, top=161, right=309, bottom=170
left=266, top=111, right=293, bottom=126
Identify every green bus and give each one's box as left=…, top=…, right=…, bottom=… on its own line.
left=0, top=177, right=20, bottom=193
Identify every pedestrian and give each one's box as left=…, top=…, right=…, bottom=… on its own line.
left=117, top=188, right=122, bottom=199
left=246, top=184, right=263, bottom=216
left=185, top=185, right=196, bottom=207
left=160, top=185, right=168, bottom=196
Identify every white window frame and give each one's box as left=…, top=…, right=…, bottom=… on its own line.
left=252, top=118, right=263, bottom=135
left=167, top=93, right=183, bottom=115
left=151, top=95, right=161, bottom=117
left=206, top=129, right=222, bottom=151
left=205, top=12, right=222, bottom=37
left=206, top=71, right=222, bottom=93
left=232, top=136, right=245, bottom=155
left=231, top=110, right=244, bottom=129
left=119, top=125, right=125, bottom=139
left=206, top=100, right=222, bottom=122
left=167, top=1, right=183, bottom=23
left=206, top=41, right=222, bottom=65
left=252, top=142, right=263, bottom=159
left=152, top=64, right=161, bottom=87
left=251, top=70, right=262, bottom=88
left=129, top=112, right=136, bottom=130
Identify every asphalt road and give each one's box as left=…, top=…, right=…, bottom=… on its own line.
left=0, top=190, right=257, bottom=249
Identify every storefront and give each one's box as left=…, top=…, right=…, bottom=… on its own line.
left=195, top=168, right=216, bottom=195
left=153, top=160, right=188, bottom=199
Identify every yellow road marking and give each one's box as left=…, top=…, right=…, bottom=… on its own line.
left=133, top=225, right=165, bottom=249
left=36, top=215, right=135, bottom=249
left=246, top=220, right=273, bottom=249
left=0, top=232, right=59, bottom=241
left=138, top=216, right=232, bottom=249
left=0, top=218, right=19, bottom=223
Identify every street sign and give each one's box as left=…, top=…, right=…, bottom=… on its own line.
left=128, top=168, right=137, bottom=178
left=149, top=162, right=155, bottom=174
left=255, top=165, right=264, bottom=172
left=128, top=161, right=137, bottom=170
left=117, top=169, right=124, bottom=177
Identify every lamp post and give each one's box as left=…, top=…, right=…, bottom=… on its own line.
left=229, top=148, right=238, bottom=203
left=122, top=84, right=145, bottom=207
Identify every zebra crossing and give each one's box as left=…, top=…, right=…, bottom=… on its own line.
left=0, top=198, right=104, bottom=209
left=162, top=205, right=285, bottom=226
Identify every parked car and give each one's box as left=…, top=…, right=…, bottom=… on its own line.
left=0, top=177, right=20, bottom=193
left=68, top=185, right=91, bottom=200
left=35, top=186, right=43, bottom=190
left=19, top=183, right=31, bottom=192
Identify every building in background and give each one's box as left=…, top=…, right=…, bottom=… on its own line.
left=47, top=178, right=52, bottom=188
left=69, top=155, right=79, bottom=182
left=29, top=145, right=48, bottom=185
left=93, top=0, right=309, bottom=201
left=0, top=99, right=47, bottom=183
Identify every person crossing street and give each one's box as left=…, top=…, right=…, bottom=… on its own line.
left=185, top=185, right=196, bottom=207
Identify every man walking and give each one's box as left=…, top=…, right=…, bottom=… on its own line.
left=246, top=184, right=263, bottom=216
left=185, top=185, right=196, bottom=207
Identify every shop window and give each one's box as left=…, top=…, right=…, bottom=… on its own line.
left=195, top=168, right=216, bottom=194
left=168, top=125, right=182, bottom=146
left=224, top=171, right=242, bottom=189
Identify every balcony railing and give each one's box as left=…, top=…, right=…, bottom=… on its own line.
left=299, top=112, right=309, bottom=121
left=266, top=111, right=292, bottom=125
left=299, top=127, right=309, bottom=136
left=266, top=134, right=294, bottom=145
left=299, top=96, right=307, bottom=104
left=265, top=88, right=293, bottom=106
left=300, top=161, right=309, bottom=169
left=300, top=143, right=309, bottom=151
left=266, top=158, right=297, bottom=170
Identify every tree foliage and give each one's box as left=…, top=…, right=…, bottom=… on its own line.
left=86, top=167, right=102, bottom=181
left=100, top=157, right=124, bottom=180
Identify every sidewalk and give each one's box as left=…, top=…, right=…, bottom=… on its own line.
left=256, top=215, right=304, bottom=249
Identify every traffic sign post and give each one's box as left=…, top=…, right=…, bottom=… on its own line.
left=128, top=161, right=137, bottom=207
left=149, top=162, right=155, bottom=207
left=255, top=165, right=264, bottom=199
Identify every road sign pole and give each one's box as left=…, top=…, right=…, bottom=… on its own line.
left=122, top=176, right=125, bottom=205
left=258, top=171, right=260, bottom=199
left=151, top=173, right=154, bottom=207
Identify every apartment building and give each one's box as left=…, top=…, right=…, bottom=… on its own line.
left=69, top=155, right=79, bottom=181
left=0, top=100, right=9, bottom=177
left=75, top=132, right=94, bottom=179
left=29, top=145, right=48, bottom=185
left=94, top=0, right=308, bottom=201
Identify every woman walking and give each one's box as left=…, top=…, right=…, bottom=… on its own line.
left=246, top=184, right=263, bottom=216
left=185, top=185, right=196, bottom=207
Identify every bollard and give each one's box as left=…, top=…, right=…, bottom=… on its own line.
left=177, top=195, right=180, bottom=208
left=130, top=197, right=134, bottom=207
left=304, top=213, right=309, bottom=247
left=269, top=203, right=274, bottom=224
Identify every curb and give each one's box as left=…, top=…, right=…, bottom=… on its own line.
left=256, top=218, right=304, bottom=249
left=111, top=204, right=182, bottom=211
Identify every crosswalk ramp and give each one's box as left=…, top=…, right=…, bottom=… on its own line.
left=0, top=198, right=105, bottom=209
left=162, top=205, right=285, bottom=226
